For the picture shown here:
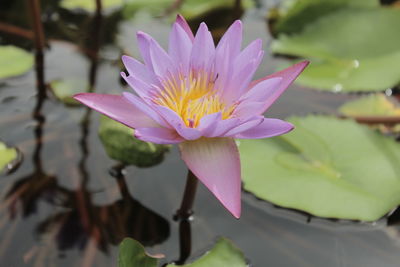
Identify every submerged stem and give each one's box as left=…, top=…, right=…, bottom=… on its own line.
left=172, top=170, right=198, bottom=265
left=176, top=170, right=198, bottom=219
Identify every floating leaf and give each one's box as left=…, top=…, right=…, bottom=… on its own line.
left=0, top=142, right=18, bottom=173
left=271, top=7, right=400, bottom=92
left=0, top=46, right=34, bottom=79
left=50, top=79, right=88, bottom=106
left=239, top=116, right=400, bottom=221
left=270, top=0, right=379, bottom=36
left=180, top=0, right=252, bottom=20
left=98, top=116, right=169, bottom=167
left=339, top=94, right=400, bottom=117
left=122, top=0, right=252, bottom=19
left=118, top=237, right=245, bottom=267
left=166, top=238, right=246, bottom=267
left=118, top=238, right=161, bottom=267
left=60, top=0, right=124, bottom=12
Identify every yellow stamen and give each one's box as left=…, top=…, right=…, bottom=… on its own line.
left=154, top=70, right=235, bottom=128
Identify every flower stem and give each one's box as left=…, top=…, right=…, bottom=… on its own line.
left=175, top=170, right=198, bottom=219
left=172, top=170, right=198, bottom=265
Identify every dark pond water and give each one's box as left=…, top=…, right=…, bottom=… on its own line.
left=1, top=0, right=400, bottom=266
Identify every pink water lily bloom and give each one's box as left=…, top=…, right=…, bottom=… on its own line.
left=74, top=15, right=308, bottom=219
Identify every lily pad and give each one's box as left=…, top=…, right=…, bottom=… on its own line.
left=119, top=237, right=246, bottom=267
left=50, top=79, right=88, bottom=106
left=122, top=0, right=252, bottom=19
left=0, top=46, right=34, bottom=79
left=98, top=116, right=169, bottom=167
left=166, top=238, right=246, bottom=267
left=339, top=94, right=400, bottom=117
left=239, top=115, right=400, bottom=221
left=118, top=238, right=161, bottom=267
left=0, top=142, right=18, bottom=173
left=60, top=0, right=124, bottom=12
left=271, top=7, right=400, bottom=92
left=270, top=0, right=379, bottom=36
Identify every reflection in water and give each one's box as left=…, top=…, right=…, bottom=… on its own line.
left=1, top=3, right=170, bottom=265
left=5, top=0, right=51, bottom=220
left=36, top=164, right=170, bottom=253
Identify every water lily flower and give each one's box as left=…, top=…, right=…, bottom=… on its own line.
left=74, top=15, right=308, bottom=219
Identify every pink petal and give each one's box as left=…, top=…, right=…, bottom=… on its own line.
left=134, top=127, right=184, bottom=144
left=137, top=31, right=154, bottom=71
left=179, top=138, right=241, bottom=218
left=205, top=117, right=241, bottom=137
left=122, top=92, right=169, bottom=128
left=121, top=72, right=153, bottom=99
left=152, top=105, right=202, bottom=140
left=216, top=20, right=242, bottom=70
left=234, top=39, right=262, bottom=67
left=233, top=101, right=265, bottom=118
left=222, top=53, right=264, bottom=103
left=239, top=77, right=282, bottom=103
left=249, top=61, right=309, bottom=113
left=235, top=118, right=294, bottom=139
left=175, top=14, right=194, bottom=41
left=198, top=112, right=222, bottom=137
left=214, top=45, right=232, bottom=96
left=216, top=20, right=242, bottom=61
left=190, top=23, right=215, bottom=72
left=223, top=116, right=264, bottom=137
left=169, top=22, right=192, bottom=73
left=216, top=39, right=262, bottom=95
left=149, top=39, right=175, bottom=77
left=73, top=93, right=159, bottom=128
left=121, top=55, right=159, bottom=85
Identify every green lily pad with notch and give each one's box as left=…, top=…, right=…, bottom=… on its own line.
left=271, top=7, right=400, bottom=92
left=339, top=94, right=400, bottom=117
left=119, top=237, right=246, bottom=267
left=98, top=116, right=170, bottom=167
left=166, top=237, right=246, bottom=267
left=118, top=238, right=161, bottom=267
left=239, top=115, right=400, bottom=221
left=0, top=46, right=34, bottom=79
left=0, top=142, right=18, bottom=173
left=60, top=0, right=124, bottom=12
left=50, top=79, right=88, bottom=106
left=270, top=0, right=379, bottom=36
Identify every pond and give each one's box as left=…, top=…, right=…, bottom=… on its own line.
left=1, top=0, right=400, bottom=266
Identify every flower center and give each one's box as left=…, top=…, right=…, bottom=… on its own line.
left=154, top=70, right=235, bottom=128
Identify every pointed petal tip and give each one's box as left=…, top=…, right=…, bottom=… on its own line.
left=176, top=13, right=185, bottom=21
left=206, top=178, right=242, bottom=219
left=233, top=209, right=241, bottom=219
left=136, top=31, right=150, bottom=40
left=223, top=200, right=241, bottom=219
left=175, top=14, right=195, bottom=41
left=232, top=19, right=242, bottom=28
left=72, top=92, right=89, bottom=103
left=72, top=93, right=81, bottom=101
left=179, top=138, right=242, bottom=220
left=121, top=55, right=133, bottom=65
left=199, top=22, right=207, bottom=28
left=295, top=60, right=310, bottom=71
